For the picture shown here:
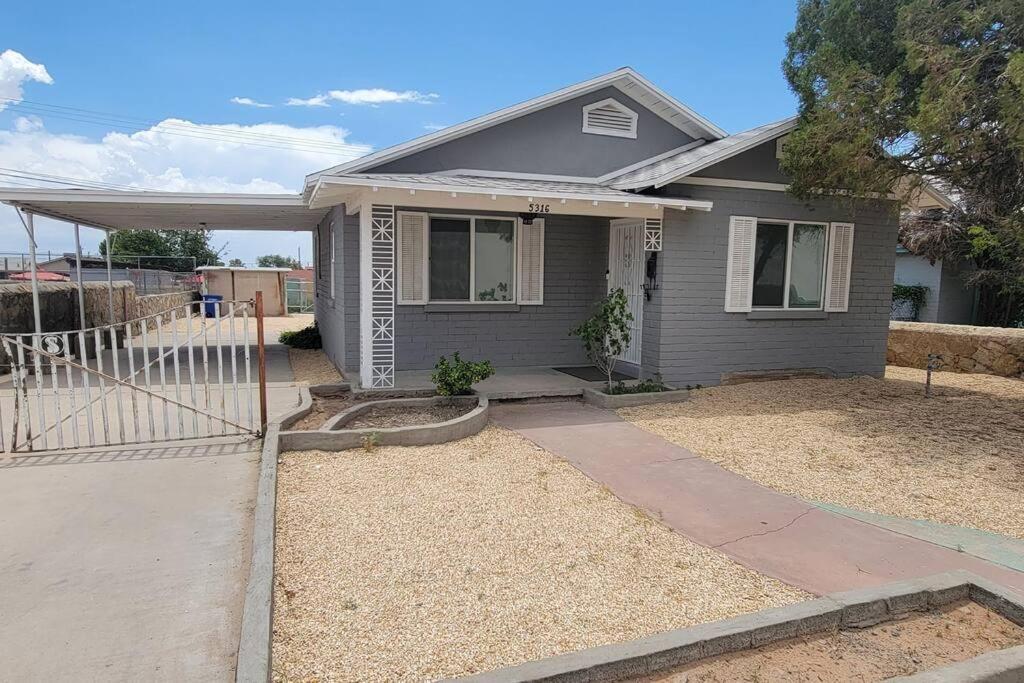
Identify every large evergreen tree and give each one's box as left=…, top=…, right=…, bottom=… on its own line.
left=782, top=0, right=1024, bottom=325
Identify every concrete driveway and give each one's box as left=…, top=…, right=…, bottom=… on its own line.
left=0, top=331, right=304, bottom=680
left=0, top=437, right=260, bottom=680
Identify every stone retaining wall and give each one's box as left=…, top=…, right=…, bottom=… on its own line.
left=135, top=291, right=195, bottom=324
left=0, top=282, right=196, bottom=369
left=888, top=321, right=1024, bottom=377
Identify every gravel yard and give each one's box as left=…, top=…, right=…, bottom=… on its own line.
left=287, top=348, right=342, bottom=385
left=273, top=426, right=805, bottom=682
left=619, top=366, right=1024, bottom=540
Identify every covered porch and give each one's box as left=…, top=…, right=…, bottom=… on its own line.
left=309, top=173, right=713, bottom=389
left=352, top=364, right=623, bottom=400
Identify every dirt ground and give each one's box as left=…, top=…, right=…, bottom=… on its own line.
left=287, top=348, right=342, bottom=385
left=640, top=601, right=1024, bottom=682
left=343, top=403, right=471, bottom=429
left=619, top=366, right=1024, bottom=539
left=272, top=426, right=806, bottom=682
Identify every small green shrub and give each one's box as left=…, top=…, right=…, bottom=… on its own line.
left=431, top=352, right=495, bottom=396
left=605, top=375, right=670, bottom=395
left=279, top=322, right=322, bottom=349
left=892, top=284, right=929, bottom=321
left=570, top=288, right=633, bottom=392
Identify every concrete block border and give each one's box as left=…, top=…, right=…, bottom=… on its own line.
left=277, top=394, right=489, bottom=452
left=447, top=571, right=1024, bottom=683
left=582, top=386, right=690, bottom=409
left=235, top=424, right=280, bottom=683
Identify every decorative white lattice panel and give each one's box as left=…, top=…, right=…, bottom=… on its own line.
left=644, top=218, right=663, bottom=251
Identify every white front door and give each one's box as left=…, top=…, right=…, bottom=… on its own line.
left=608, top=219, right=645, bottom=365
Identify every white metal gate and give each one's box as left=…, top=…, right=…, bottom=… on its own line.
left=0, top=297, right=267, bottom=453
left=608, top=219, right=645, bottom=365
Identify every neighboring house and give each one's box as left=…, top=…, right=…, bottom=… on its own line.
left=0, top=68, right=946, bottom=389
left=893, top=247, right=978, bottom=324
left=38, top=253, right=111, bottom=271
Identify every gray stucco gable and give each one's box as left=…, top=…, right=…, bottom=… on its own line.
left=364, top=87, right=697, bottom=178
left=691, top=137, right=790, bottom=184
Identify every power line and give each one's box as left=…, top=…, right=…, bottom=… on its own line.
left=0, top=168, right=159, bottom=192
left=4, top=97, right=372, bottom=150
left=3, top=98, right=374, bottom=157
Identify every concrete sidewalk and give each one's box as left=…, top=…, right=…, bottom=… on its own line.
left=492, top=401, right=1024, bottom=596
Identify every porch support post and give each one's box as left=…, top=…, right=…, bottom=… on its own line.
left=21, top=210, right=42, bottom=335
left=104, top=229, right=115, bottom=325
left=358, top=204, right=396, bottom=389
left=73, top=223, right=87, bottom=330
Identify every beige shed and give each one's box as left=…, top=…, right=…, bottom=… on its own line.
left=197, top=267, right=288, bottom=316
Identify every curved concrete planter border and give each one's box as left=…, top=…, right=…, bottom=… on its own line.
left=278, top=394, right=488, bottom=452
left=582, top=386, right=690, bottom=409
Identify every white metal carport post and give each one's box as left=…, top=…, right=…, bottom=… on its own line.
left=104, top=230, right=116, bottom=325
left=73, top=223, right=87, bottom=330
left=16, top=209, right=42, bottom=335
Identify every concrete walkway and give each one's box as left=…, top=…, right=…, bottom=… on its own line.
left=492, top=401, right=1024, bottom=596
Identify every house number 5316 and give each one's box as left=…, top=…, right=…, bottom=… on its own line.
left=528, top=203, right=551, bottom=213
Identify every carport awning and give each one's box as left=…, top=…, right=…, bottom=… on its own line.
left=0, top=189, right=326, bottom=231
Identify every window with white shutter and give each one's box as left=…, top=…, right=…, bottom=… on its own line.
left=582, top=98, right=638, bottom=139
left=725, top=216, right=757, bottom=312
left=516, top=218, right=545, bottom=305
left=396, top=212, right=428, bottom=304
left=824, top=222, right=855, bottom=312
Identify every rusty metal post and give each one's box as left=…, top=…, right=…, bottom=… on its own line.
left=255, top=291, right=268, bottom=434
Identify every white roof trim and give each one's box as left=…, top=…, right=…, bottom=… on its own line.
left=0, top=188, right=324, bottom=232
left=595, top=139, right=706, bottom=183
left=631, top=117, right=799, bottom=189
left=0, top=188, right=307, bottom=206
left=310, top=175, right=713, bottom=212
left=305, top=67, right=726, bottom=186
left=427, top=140, right=708, bottom=185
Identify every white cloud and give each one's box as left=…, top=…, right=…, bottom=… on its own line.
left=285, top=88, right=439, bottom=108
left=327, top=88, right=438, bottom=105
left=0, top=49, right=53, bottom=112
left=230, top=96, right=272, bottom=108
left=0, top=117, right=371, bottom=264
left=285, top=94, right=329, bottom=107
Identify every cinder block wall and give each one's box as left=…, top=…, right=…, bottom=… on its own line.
left=647, top=186, right=900, bottom=387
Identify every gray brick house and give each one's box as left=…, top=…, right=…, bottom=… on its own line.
left=0, top=67, right=947, bottom=391
left=306, top=67, right=945, bottom=389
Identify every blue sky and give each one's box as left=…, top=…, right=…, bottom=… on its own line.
left=0, top=0, right=799, bottom=265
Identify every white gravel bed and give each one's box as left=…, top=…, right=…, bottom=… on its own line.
left=272, top=426, right=805, bottom=682
left=620, top=366, right=1024, bottom=540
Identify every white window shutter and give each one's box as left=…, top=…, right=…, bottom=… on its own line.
left=517, top=218, right=545, bottom=305
left=724, top=216, right=757, bottom=312
left=825, top=222, right=855, bottom=312
left=396, top=212, right=428, bottom=304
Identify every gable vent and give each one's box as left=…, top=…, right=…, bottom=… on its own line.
left=582, top=98, right=638, bottom=139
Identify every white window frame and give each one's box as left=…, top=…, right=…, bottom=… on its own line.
left=751, top=219, right=829, bottom=311
left=582, top=97, right=639, bottom=139
left=426, top=213, right=519, bottom=304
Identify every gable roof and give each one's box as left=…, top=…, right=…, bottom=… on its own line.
left=607, top=117, right=798, bottom=189
left=304, top=67, right=727, bottom=188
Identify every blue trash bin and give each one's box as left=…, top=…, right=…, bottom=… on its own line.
left=202, top=294, right=224, bottom=318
